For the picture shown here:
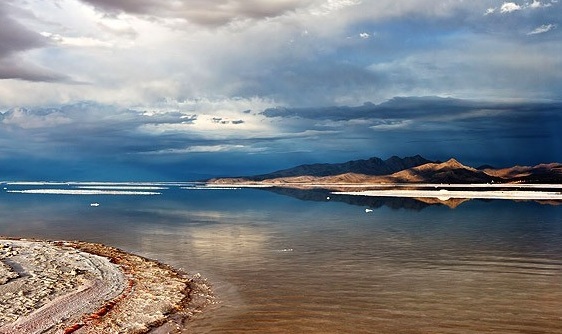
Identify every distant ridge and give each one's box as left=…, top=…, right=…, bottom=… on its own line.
left=243, top=155, right=432, bottom=181
left=484, top=163, right=562, bottom=184
left=208, top=155, right=562, bottom=185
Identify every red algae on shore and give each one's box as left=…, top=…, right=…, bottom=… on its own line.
left=0, top=238, right=214, bottom=334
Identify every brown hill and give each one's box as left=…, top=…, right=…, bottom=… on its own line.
left=208, top=156, right=562, bottom=185
left=242, top=155, right=432, bottom=180
left=386, top=158, right=499, bottom=184
left=484, top=163, right=562, bottom=183
left=241, top=159, right=499, bottom=184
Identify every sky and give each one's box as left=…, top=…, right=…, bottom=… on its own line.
left=0, top=0, right=561, bottom=180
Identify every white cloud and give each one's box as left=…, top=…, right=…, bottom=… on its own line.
left=1, top=107, right=73, bottom=129
left=527, top=23, right=557, bottom=35
left=492, top=0, right=555, bottom=14
left=311, top=0, right=361, bottom=15
left=370, top=119, right=412, bottom=131
left=529, top=0, right=552, bottom=8
left=146, top=144, right=249, bottom=154
left=138, top=143, right=275, bottom=156
left=41, top=32, right=114, bottom=48
left=2, top=0, right=561, bottom=110
left=500, top=2, right=522, bottom=13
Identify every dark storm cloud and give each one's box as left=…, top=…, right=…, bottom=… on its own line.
left=0, top=59, right=70, bottom=82
left=1, top=1, right=561, bottom=180
left=262, top=97, right=477, bottom=120
left=1, top=97, right=561, bottom=179
left=80, top=0, right=310, bottom=26
left=0, top=3, right=45, bottom=57
left=261, top=97, right=562, bottom=123
left=76, top=0, right=156, bottom=14
left=260, top=97, right=562, bottom=166
left=0, top=102, right=195, bottom=157
left=0, top=2, right=69, bottom=82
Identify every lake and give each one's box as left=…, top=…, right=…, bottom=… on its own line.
left=1, top=183, right=561, bottom=333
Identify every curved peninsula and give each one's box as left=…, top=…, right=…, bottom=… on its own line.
left=0, top=238, right=213, bottom=334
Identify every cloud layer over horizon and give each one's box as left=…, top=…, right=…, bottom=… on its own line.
left=1, top=0, right=561, bottom=179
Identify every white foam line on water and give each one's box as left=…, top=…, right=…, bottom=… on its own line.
left=6, top=189, right=161, bottom=195
left=4, top=181, right=197, bottom=187
left=333, top=189, right=562, bottom=200
left=67, top=182, right=194, bottom=187
left=75, top=186, right=168, bottom=190
left=5, top=182, right=70, bottom=186
left=181, top=186, right=241, bottom=190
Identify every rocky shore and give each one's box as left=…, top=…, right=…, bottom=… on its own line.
left=0, top=238, right=213, bottom=334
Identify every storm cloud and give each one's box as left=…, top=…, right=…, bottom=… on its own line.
left=0, top=2, right=66, bottom=81
left=0, top=0, right=561, bottom=179
left=0, top=3, right=44, bottom=57
left=79, top=0, right=312, bottom=26
left=1, top=97, right=561, bottom=179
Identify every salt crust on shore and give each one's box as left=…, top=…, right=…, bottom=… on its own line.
left=0, top=238, right=213, bottom=334
left=333, top=189, right=562, bottom=200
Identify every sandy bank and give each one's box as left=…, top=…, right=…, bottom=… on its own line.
left=0, top=238, right=213, bottom=334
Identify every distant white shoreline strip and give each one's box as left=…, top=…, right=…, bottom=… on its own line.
left=333, top=189, right=562, bottom=200
left=6, top=189, right=161, bottom=195
left=201, top=183, right=562, bottom=189
left=251, top=183, right=562, bottom=189
left=202, top=184, right=273, bottom=188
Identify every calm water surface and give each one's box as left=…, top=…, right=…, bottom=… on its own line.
left=1, top=184, right=562, bottom=333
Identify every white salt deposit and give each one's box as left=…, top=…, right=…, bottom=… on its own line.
left=334, top=189, right=562, bottom=200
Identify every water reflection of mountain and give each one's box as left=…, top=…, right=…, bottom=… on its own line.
left=264, top=187, right=562, bottom=210
left=264, top=187, right=470, bottom=211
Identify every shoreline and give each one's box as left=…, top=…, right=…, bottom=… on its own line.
left=332, top=188, right=562, bottom=200
left=0, top=237, right=214, bottom=334
left=205, top=182, right=562, bottom=189
left=202, top=182, right=562, bottom=200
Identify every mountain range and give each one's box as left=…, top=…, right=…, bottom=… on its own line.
left=208, top=155, right=562, bottom=185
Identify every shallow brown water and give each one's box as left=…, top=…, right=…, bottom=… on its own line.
left=1, top=185, right=561, bottom=333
